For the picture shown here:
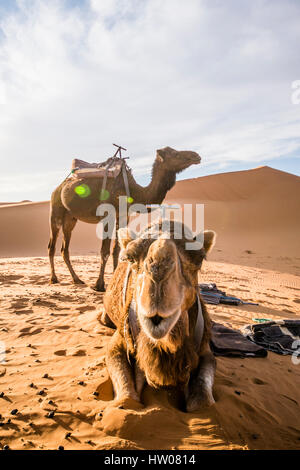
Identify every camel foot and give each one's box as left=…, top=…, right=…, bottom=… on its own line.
left=92, top=284, right=105, bottom=292
left=50, top=276, right=59, bottom=284
left=186, top=391, right=215, bottom=413
left=73, top=278, right=85, bottom=285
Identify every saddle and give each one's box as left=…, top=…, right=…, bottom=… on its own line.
left=71, top=157, right=123, bottom=179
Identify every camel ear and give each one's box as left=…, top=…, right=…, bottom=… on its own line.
left=185, top=230, right=216, bottom=267
left=203, top=230, right=216, bottom=254
left=117, top=228, right=135, bottom=249
left=156, top=149, right=166, bottom=162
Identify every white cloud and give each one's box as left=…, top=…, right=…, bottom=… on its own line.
left=0, top=0, right=299, bottom=200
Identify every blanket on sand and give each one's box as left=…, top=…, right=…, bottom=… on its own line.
left=210, top=322, right=267, bottom=358
left=241, top=320, right=300, bottom=355
left=199, top=283, right=258, bottom=306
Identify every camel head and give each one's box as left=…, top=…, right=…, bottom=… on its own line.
left=156, top=146, right=201, bottom=173
left=118, top=222, right=216, bottom=342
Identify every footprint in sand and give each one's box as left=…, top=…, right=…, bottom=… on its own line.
left=293, top=299, right=300, bottom=304
left=32, top=299, right=56, bottom=307
left=0, top=274, right=24, bottom=283
left=18, top=327, right=43, bottom=337
left=54, top=349, right=67, bottom=356
left=16, top=309, right=34, bottom=315
left=53, top=325, right=70, bottom=330
left=252, top=378, right=266, bottom=385
left=77, top=306, right=96, bottom=313
left=70, top=349, right=86, bottom=357
left=9, top=300, right=33, bottom=315
left=28, top=274, right=48, bottom=283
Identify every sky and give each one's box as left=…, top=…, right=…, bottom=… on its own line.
left=0, top=0, right=299, bottom=201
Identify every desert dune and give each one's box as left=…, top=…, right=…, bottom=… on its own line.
left=0, top=166, right=299, bottom=450
left=166, top=166, right=300, bottom=275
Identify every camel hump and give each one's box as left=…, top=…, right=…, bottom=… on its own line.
left=71, top=157, right=124, bottom=179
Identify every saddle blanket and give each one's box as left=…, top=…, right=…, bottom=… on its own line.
left=71, top=158, right=123, bottom=179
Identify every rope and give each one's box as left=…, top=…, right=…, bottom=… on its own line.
left=122, top=160, right=131, bottom=199
left=100, top=158, right=116, bottom=199
left=62, top=168, right=77, bottom=183
left=100, top=158, right=131, bottom=201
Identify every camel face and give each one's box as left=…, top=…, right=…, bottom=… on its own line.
left=105, top=221, right=217, bottom=406
left=119, top=223, right=217, bottom=342
left=136, top=237, right=192, bottom=340
left=156, top=147, right=201, bottom=172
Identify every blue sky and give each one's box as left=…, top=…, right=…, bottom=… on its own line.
left=0, top=0, right=299, bottom=201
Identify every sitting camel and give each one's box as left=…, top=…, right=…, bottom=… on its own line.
left=48, top=147, right=200, bottom=291
left=103, top=220, right=216, bottom=411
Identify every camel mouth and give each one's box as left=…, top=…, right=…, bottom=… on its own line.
left=149, top=314, right=163, bottom=326
left=140, top=308, right=181, bottom=340
left=191, top=154, right=201, bottom=164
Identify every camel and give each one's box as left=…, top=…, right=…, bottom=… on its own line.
left=48, top=147, right=200, bottom=291
left=103, top=220, right=216, bottom=411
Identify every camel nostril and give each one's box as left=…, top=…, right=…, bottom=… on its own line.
left=150, top=315, right=163, bottom=326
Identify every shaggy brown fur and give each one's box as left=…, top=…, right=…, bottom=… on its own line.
left=103, top=221, right=216, bottom=411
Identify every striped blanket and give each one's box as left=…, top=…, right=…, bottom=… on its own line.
left=242, top=320, right=300, bottom=355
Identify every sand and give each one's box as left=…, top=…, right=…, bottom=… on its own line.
left=0, top=166, right=299, bottom=450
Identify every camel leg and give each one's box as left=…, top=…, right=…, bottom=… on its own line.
left=112, top=237, right=120, bottom=271
left=134, top=362, right=145, bottom=397
left=112, top=219, right=120, bottom=271
left=99, top=310, right=116, bottom=329
left=48, top=202, right=66, bottom=284
left=186, top=346, right=216, bottom=412
left=106, top=331, right=140, bottom=402
left=48, top=220, right=60, bottom=284
left=61, top=213, right=84, bottom=285
left=94, top=236, right=111, bottom=291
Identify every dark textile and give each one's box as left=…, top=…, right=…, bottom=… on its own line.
left=242, top=320, right=300, bottom=355
left=211, top=322, right=267, bottom=358
left=199, top=283, right=258, bottom=306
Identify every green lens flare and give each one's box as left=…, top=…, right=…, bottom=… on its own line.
left=100, top=189, right=110, bottom=201
left=127, top=196, right=134, bottom=204
left=74, top=184, right=91, bottom=198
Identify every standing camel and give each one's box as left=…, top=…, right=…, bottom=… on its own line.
left=48, top=146, right=200, bottom=291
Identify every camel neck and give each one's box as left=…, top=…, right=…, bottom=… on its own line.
left=128, top=160, right=176, bottom=204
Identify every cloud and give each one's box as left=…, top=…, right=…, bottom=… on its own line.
left=0, top=0, right=299, bottom=200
